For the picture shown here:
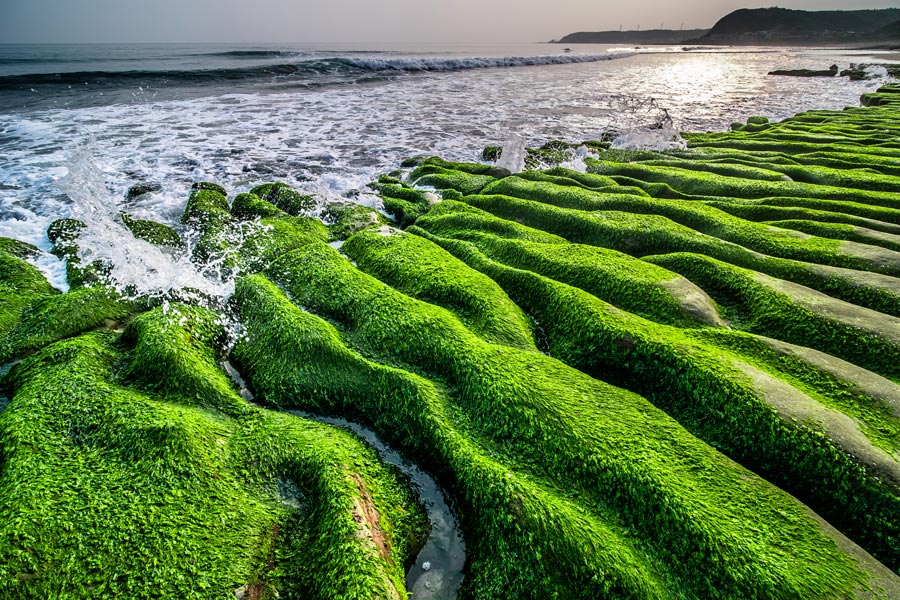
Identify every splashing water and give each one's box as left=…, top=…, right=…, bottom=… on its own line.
left=58, top=146, right=234, bottom=302
left=558, top=145, right=591, bottom=173
left=496, top=133, right=526, bottom=173
left=864, top=65, right=890, bottom=80
left=611, top=126, right=687, bottom=152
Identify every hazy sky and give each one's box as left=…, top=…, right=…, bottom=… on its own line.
left=2, top=0, right=898, bottom=44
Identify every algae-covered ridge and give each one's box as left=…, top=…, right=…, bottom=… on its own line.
left=3, top=87, right=900, bottom=599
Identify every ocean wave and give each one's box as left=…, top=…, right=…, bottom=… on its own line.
left=191, top=50, right=303, bottom=58
left=333, top=53, right=632, bottom=71
left=0, top=53, right=634, bottom=88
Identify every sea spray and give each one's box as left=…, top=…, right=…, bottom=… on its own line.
left=557, top=145, right=591, bottom=173
left=496, top=133, right=526, bottom=173
left=865, top=65, right=891, bottom=80
left=611, top=126, right=687, bottom=151
left=58, top=146, right=233, bottom=301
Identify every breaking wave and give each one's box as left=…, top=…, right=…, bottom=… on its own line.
left=0, top=52, right=634, bottom=89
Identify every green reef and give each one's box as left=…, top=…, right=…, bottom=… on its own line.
left=3, top=88, right=900, bottom=599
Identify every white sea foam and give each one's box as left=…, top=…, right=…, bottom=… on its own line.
left=558, top=146, right=591, bottom=173
left=864, top=65, right=890, bottom=80
left=0, top=45, right=884, bottom=298
left=338, top=53, right=634, bottom=72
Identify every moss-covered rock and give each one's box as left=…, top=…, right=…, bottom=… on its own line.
left=251, top=240, right=899, bottom=596
left=46, top=218, right=111, bottom=289
left=120, top=212, right=184, bottom=250
left=249, top=182, right=316, bottom=216
left=191, top=181, right=228, bottom=196
left=481, top=145, right=502, bottom=161
left=0, top=306, right=426, bottom=600
left=321, top=202, right=389, bottom=241
left=0, top=241, right=58, bottom=340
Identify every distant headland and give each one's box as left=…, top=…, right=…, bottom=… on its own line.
left=551, top=29, right=709, bottom=45
left=552, top=7, right=900, bottom=46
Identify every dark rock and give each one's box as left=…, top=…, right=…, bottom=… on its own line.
left=769, top=64, right=838, bottom=77
left=126, top=183, right=162, bottom=200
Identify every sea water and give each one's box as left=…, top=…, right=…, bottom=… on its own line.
left=0, top=42, right=895, bottom=295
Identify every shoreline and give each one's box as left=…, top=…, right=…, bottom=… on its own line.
left=2, top=74, right=900, bottom=598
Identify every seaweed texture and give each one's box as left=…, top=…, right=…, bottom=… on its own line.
left=3, top=90, right=900, bottom=599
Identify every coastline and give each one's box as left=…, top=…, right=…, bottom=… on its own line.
left=2, top=78, right=900, bottom=597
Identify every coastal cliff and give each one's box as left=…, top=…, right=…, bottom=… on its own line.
left=696, top=7, right=900, bottom=45
left=556, top=7, right=900, bottom=47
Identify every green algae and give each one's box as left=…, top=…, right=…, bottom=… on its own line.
left=342, top=226, right=537, bottom=350
left=476, top=176, right=900, bottom=276
left=408, top=210, right=717, bottom=327
left=644, top=252, right=900, bottom=379
left=321, top=202, right=389, bottom=241
left=585, top=158, right=900, bottom=210
left=705, top=200, right=900, bottom=236
left=120, top=213, right=184, bottom=249
left=366, top=181, right=435, bottom=227
left=457, top=192, right=900, bottom=318
left=0, top=286, right=136, bottom=364
left=47, top=218, right=110, bottom=289
left=409, top=230, right=900, bottom=571
left=0, top=238, right=40, bottom=260
left=180, top=186, right=327, bottom=279
left=249, top=183, right=316, bottom=216
left=232, top=275, right=675, bottom=599
left=481, top=145, right=502, bottom=161
left=0, top=306, right=425, bottom=600
left=255, top=240, right=891, bottom=597
left=0, top=242, right=58, bottom=339
left=409, top=162, right=497, bottom=195
left=763, top=219, right=900, bottom=253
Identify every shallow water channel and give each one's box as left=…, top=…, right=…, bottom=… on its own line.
left=289, top=410, right=466, bottom=599
left=0, top=361, right=18, bottom=414
left=221, top=361, right=465, bottom=599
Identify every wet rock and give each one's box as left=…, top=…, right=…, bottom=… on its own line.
left=769, top=64, right=838, bottom=77
left=190, top=181, right=228, bottom=196
left=481, top=145, right=502, bottom=162
left=249, top=182, right=316, bottom=216
left=125, top=182, right=162, bottom=200
left=322, top=201, right=389, bottom=241
left=120, top=212, right=184, bottom=250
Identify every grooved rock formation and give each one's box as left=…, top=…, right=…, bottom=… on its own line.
left=3, top=85, right=900, bottom=598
